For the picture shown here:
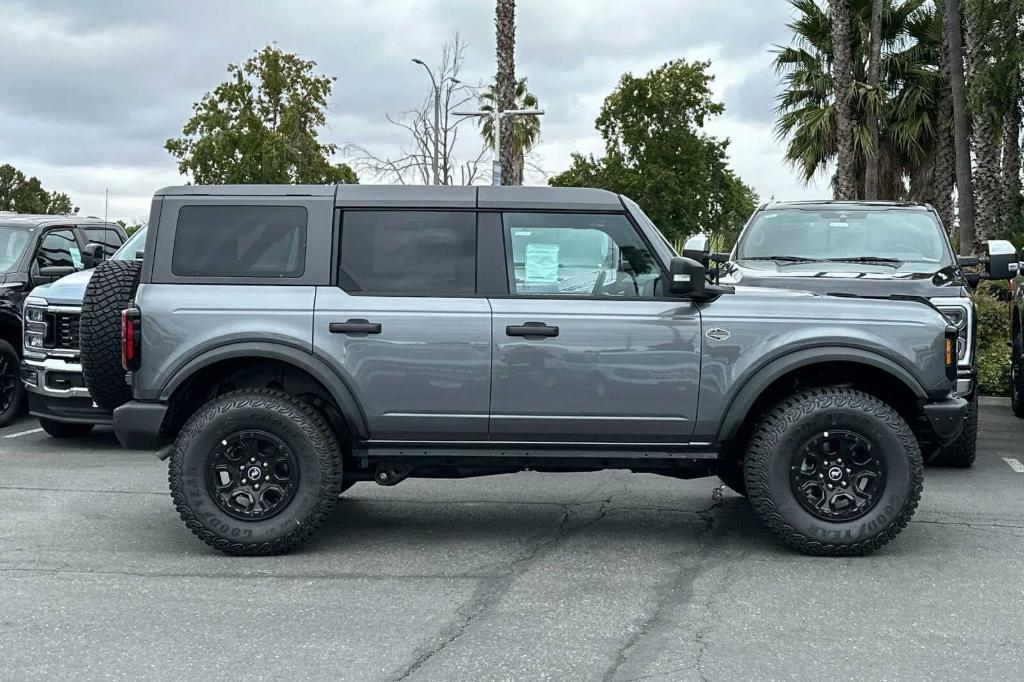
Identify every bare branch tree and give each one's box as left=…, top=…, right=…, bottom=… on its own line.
left=345, top=36, right=490, bottom=185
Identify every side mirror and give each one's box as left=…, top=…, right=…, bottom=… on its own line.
left=38, top=266, right=76, bottom=278
left=669, top=257, right=706, bottom=297
left=134, top=250, right=145, bottom=260
left=83, top=243, right=105, bottom=269
left=983, top=240, right=1018, bottom=280
left=682, top=234, right=710, bottom=264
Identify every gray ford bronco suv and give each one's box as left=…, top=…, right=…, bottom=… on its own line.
left=101, top=185, right=965, bottom=557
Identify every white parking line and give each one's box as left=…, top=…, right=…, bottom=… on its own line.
left=3, top=428, right=43, bottom=439
left=1004, top=457, right=1024, bottom=473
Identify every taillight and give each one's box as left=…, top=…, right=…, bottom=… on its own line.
left=121, top=307, right=141, bottom=371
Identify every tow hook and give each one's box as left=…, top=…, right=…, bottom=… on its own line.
left=373, top=464, right=413, bottom=486
left=711, top=485, right=725, bottom=505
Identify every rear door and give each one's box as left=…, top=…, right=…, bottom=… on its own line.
left=313, top=209, right=492, bottom=442
left=487, top=211, right=701, bottom=444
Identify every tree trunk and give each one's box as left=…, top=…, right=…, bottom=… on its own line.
left=965, top=1, right=1001, bottom=244
left=945, top=0, right=977, bottom=255
left=829, top=0, right=858, bottom=200
left=864, top=0, right=884, bottom=200
left=495, top=0, right=517, bottom=185
left=1000, top=1, right=1022, bottom=237
left=929, top=34, right=957, bottom=233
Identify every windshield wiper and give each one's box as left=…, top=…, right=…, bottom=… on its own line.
left=741, top=255, right=817, bottom=263
left=826, top=256, right=903, bottom=266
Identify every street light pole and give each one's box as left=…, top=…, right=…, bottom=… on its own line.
left=454, top=108, right=544, bottom=185
left=412, top=58, right=440, bottom=185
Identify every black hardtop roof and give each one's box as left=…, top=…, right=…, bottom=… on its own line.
left=0, top=212, right=121, bottom=229
left=759, top=200, right=932, bottom=212
left=154, top=184, right=625, bottom=211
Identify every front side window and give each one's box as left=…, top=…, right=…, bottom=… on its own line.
left=736, top=209, right=954, bottom=269
left=0, top=226, right=32, bottom=272
left=37, top=229, right=81, bottom=270
left=171, top=206, right=307, bottom=278
left=339, top=211, right=477, bottom=296
left=504, top=213, right=661, bottom=297
left=112, top=226, right=147, bottom=261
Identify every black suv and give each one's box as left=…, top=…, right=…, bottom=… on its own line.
left=0, top=212, right=125, bottom=426
left=717, top=201, right=1017, bottom=466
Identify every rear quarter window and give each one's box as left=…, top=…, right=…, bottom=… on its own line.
left=170, top=205, right=307, bottom=278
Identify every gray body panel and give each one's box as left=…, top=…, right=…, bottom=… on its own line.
left=312, top=289, right=492, bottom=440
left=489, top=298, right=700, bottom=443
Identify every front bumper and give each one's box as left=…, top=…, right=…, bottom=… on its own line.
left=923, top=396, right=969, bottom=443
left=22, top=356, right=111, bottom=425
left=113, top=400, right=168, bottom=450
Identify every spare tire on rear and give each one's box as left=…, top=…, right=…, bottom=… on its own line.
left=81, top=259, right=142, bottom=412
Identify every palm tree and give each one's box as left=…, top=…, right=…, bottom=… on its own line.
left=830, top=0, right=859, bottom=199
left=999, top=0, right=1022, bottom=239
left=478, top=77, right=541, bottom=186
left=945, top=0, right=976, bottom=254
left=865, top=0, right=884, bottom=198
left=775, top=0, right=942, bottom=201
left=495, top=0, right=516, bottom=185
left=965, top=0, right=1002, bottom=243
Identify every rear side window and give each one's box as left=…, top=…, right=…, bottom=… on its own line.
left=339, top=211, right=476, bottom=296
left=171, top=205, right=307, bottom=278
left=84, top=228, right=124, bottom=257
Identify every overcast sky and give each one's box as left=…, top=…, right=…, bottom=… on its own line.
left=0, top=0, right=830, bottom=224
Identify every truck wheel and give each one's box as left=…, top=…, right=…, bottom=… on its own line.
left=743, top=387, right=923, bottom=556
left=931, top=393, right=978, bottom=467
left=80, top=259, right=142, bottom=412
left=169, top=389, right=343, bottom=555
left=1012, top=329, right=1024, bottom=418
left=39, top=419, right=94, bottom=438
left=0, top=339, right=25, bottom=427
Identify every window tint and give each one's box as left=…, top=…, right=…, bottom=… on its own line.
left=37, top=229, right=82, bottom=270
left=0, top=227, right=31, bottom=272
left=340, top=211, right=476, bottom=296
left=171, top=206, right=307, bottom=278
left=84, top=228, right=124, bottom=258
left=504, top=213, right=661, bottom=297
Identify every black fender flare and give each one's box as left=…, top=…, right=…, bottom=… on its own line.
left=716, top=346, right=928, bottom=442
left=159, top=341, right=370, bottom=439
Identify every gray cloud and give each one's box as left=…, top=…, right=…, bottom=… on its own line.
left=0, top=0, right=819, bottom=220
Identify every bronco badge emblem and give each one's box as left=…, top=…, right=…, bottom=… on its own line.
left=705, top=328, right=731, bottom=342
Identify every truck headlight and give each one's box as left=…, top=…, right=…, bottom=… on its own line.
left=23, top=297, right=49, bottom=352
left=938, top=305, right=969, bottom=363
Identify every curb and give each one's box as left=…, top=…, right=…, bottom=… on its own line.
left=979, top=396, right=1011, bottom=407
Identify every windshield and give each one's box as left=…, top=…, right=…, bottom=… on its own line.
left=0, top=225, right=33, bottom=272
left=736, top=209, right=953, bottom=267
left=112, top=227, right=146, bottom=261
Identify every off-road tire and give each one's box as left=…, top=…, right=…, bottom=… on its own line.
left=39, top=419, right=94, bottom=438
left=1011, top=328, right=1024, bottom=418
left=169, top=389, right=343, bottom=556
left=743, top=387, right=923, bottom=556
left=80, top=259, right=142, bottom=412
left=0, top=339, right=25, bottom=427
left=931, top=392, right=978, bottom=467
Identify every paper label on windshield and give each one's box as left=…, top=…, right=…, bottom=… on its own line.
left=69, top=244, right=82, bottom=269
left=524, top=243, right=559, bottom=283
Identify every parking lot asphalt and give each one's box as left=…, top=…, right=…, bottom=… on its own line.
left=1, top=402, right=1023, bottom=681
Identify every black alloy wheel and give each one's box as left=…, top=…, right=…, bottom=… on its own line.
left=207, top=430, right=300, bottom=521
left=790, top=430, right=886, bottom=522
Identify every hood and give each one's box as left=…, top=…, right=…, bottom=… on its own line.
left=720, top=260, right=966, bottom=298
left=30, top=268, right=95, bottom=306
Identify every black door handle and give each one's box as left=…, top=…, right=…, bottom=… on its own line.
left=506, top=322, right=559, bottom=338
left=329, top=319, right=382, bottom=335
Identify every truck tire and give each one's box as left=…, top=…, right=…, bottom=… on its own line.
left=931, top=392, right=978, bottom=467
left=80, top=259, right=142, bottom=412
left=169, top=389, right=343, bottom=555
left=39, top=419, right=94, bottom=438
left=1011, top=329, right=1024, bottom=418
left=0, top=339, right=25, bottom=427
left=743, top=387, right=923, bottom=556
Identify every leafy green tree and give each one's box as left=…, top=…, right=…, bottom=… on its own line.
left=0, top=164, right=74, bottom=214
left=166, top=44, right=356, bottom=185
left=478, top=77, right=541, bottom=186
left=549, top=60, right=757, bottom=246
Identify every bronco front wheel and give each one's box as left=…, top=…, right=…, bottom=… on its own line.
left=743, top=387, right=923, bottom=556
left=169, top=389, right=343, bottom=555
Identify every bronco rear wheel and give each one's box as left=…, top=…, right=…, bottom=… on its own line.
left=744, top=387, right=923, bottom=556
left=169, top=389, right=343, bottom=555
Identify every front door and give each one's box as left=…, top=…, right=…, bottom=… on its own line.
left=314, top=209, right=491, bottom=441
left=489, top=212, right=701, bottom=444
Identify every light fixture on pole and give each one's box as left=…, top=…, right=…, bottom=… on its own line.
left=454, top=108, right=544, bottom=185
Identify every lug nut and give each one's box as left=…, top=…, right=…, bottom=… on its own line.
left=845, top=468, right=851, bottom=474
left=827, top=484, right=834, bottom=489
left=242, top=478, right=247, bottom=483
